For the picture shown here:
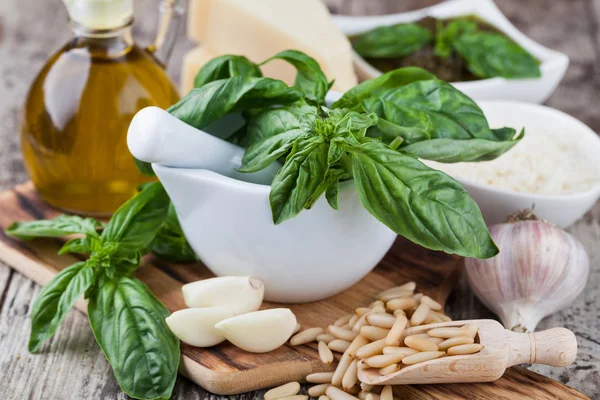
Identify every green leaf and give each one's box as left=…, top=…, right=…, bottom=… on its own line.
left=6, top=215, right=101, bottom=240
left=402, top=128, right=524, bottom=162
left=245, top=103, right=317, bottom=146
left=58, top=238, right=92, bottom=255
left=332, top=67, right=436, bottom=110
left=134, top=157, right=156, bottom=177
left=453, top=32, right=541, bottom=79
left=270, top=136, right=330, bottom=223
left=434, top=18, right=478, bottom=58
left=362, top=79, right=498, bottom=142
left=353, top=23, right=434, bottom=58
left=168, top=77, right=303, bottom=130
left=262, top=50, right=330, bottom=105
left=194, top=55, right=262, bottom=88
left=29, top=262, right=95, bottom=352
left=347, top=141, right=498, bottom=259
left=88, top=277, right=179, bottom=400
left=149, top=203, right=196, bottom=263
left=319, top=108, right=378, bottom=139
left=102, top=182, right=170, bottom=252
left=239, top=129, right=306, bottom=173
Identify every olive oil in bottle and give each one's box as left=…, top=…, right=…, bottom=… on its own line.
left=21, top=0, right=182, bottom=215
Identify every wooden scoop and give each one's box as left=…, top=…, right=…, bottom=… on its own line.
left=358, top=319, right=577, bottom=385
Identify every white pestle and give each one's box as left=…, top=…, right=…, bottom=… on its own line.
left=127, top=106, right=281, bottom=185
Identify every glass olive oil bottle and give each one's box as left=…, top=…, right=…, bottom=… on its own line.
left=21, top=0, right=182, bottom=215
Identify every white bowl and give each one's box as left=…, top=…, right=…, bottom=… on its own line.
left=437, top=101, right=600, bottom=228
left=333, top=0, right=569, bottom=104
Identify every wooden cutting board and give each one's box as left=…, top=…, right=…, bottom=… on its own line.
left=0, top=182, right=588, bottom=399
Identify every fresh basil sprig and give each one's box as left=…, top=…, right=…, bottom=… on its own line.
left=6, top=182, right=180, bottom=400
left=353, top=23, right=434, bottom=58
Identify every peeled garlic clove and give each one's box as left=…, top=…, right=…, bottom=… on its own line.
left=215, top=308, right=297, bottom=353
left=166, top=307, right=234, bottom=347
left=465, top=212, right=589, bottom=332
left=182, top=276, right=264, bottom=315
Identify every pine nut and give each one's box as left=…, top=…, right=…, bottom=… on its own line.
left=410, top=303, right=430, bottom=326
left=427, top=327, right=471, bottom=338
left=360, top=383, right=373, bottom=392
left=319, top=341, right=334, bottom=364
left=329, top=339, right=352, bottom=353
left=385, top=314, right=407, bottom=345
left=364, top=353, right=405, bottom=368
left=386, top=297, right=417, bottom=311
left=438, top=336, right=474, bottom=351
left=404, top=335, right=439, bottom=351
left=430, top=310, right=452, bottom=322
left=342, top=359, right=359, bottom=390
left=420, top=295, right=443, bottom=311
left=307, top=372, right=334, bottom=384
left=319, top=396, right=331, bottom=400
left=447, top=343, right=484, bottom=356
left=401, top=351, right=445, bottom=365
left=317, top=333, right=336, bottom=344
left=366, top=313, right=397, bottom=329
left=352, top=313, right=371, bottom=332
left=348, top=315, right=359, bottom=328
left=410, top=333, right=430, bottom=339
left=462, top=324, right=479, bottom=338
left=264, top=381, right=301, bottom=400
left=356, top=338, right=389, bottom=359
left=381, top=385, right=393, bottom=400
left=293, top=323, right=301, bottom=334
left=334, top=315, right=352, bottom=327
left=393, top=309, right=405, bottom=317
left=425, top=312, right=443, bottom=325
left=363, top=394, right=380, bottom=400
left=309, top=384, right=332, bottom=397
left=279, top=396, right=308, bottom=400
left=290, top=327, right=324, bottom=345
left=412, top=293, right=423, bottom=302
left=347, top=335, right=370, bottom=357
left=327, top=385, right=360, bottom=400
left=332, top=351, right=353, bottom=387
left=371, top=306, right=386, bottom=314
left=428, top=337, right=444, bottom=345
left=382, top=346, right=418, bottom=357
left=357, top=360, right=370, bottom=369
left=379, top=290, right=414, bottom=303
left=355, top=307, right=371, bottom=317
left=378, top=364, right=399, bottom=376
left=360, top=326, right=390, bottom=341
left=369, top=300, right=385, bottom=309
left=329, top=325, right=360, bottom=341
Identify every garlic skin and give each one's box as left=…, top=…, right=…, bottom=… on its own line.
left=465, top=218, right=589, bottom=332
left=182, top=276, right=264, bottom=315
left=165, top=307, right=235, bottom=347
left=215, top=308, right=297, bottom=353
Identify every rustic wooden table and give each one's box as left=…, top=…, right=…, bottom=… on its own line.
left=1, top=0, right=599, bottom=399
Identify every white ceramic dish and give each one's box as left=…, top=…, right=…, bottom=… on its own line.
left=439, top=101, right=600, bottom=228
left=333, top=0, right=569, bottom=104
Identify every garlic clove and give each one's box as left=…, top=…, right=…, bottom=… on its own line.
left=182, top=276, right=264, bottom=315
left=215, top=308, right=297, bottom=353
left=166, top=307, right=235, bottom=347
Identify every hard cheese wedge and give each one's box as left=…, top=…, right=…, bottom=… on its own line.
left=185, top=0, right=357, bottom=93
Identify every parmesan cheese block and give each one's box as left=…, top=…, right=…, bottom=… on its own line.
left=181, top=45, right=219, bottom=94
left=185, top=0, right=357, bottom=92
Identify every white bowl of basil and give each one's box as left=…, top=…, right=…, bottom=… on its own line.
left=333, top=0, right=569, bottom=104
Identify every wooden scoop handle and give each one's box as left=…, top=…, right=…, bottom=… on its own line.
left=507, top=327, right=577, bottom=367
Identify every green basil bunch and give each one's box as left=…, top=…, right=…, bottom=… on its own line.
left=6, top=182, right=180, bottom=400
left=164, top=50, right=525, bottom=259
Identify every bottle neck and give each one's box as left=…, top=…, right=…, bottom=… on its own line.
left=69, top=19, right=135, bottom=59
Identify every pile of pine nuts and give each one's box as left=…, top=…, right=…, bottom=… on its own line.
left=265, top=281, right=484, bottom=400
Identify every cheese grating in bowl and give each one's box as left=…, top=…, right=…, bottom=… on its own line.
left=424, top=126, right=600, bottom=195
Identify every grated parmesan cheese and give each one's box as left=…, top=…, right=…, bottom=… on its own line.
left=423, top=127, right=600, bottom=195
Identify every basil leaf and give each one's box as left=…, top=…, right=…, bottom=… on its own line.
left=7, top=215, right=101, bottom=240
left=347, top=141, right=498, bottom=258
left=239, top=129, right=306, bottom=172
left=353, top=23, right=434, bottom=58
left=332, top=68, right=435, bottom=110
left=262, top=50, right=329, bottom=105
left=321, top=108, right=378, bottom=139
left=29, top=261, right=95, bottom=352
left=491, top=127, right=518, bottom=141
left=402, top=128, right=524, bottom=162
left=150, top=203, right=196, bottom=263
left=434, top=18, right=478, bottom=58
left=58, top=238, right=92, bottom=255
left=194, top=55, right=262, bottom=88
left=453, top=32, right=541, bottom=79
left=88, top=277, right=179, bottom=400
left=270, top=136, right=329, bottom=223
left=362, top=79, right=498, bottom=141
left=168, top=77, right=303, bottom=130
left=367, top=117, right=431, bottom=145
left=245, top=103, right=317, bottom=146
left=102, top=182, right=170, bottom=251
left=134, top=157, right=156, bottom=177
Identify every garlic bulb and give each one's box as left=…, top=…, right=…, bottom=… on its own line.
left=182, top=276, right=264, bottom=315
left=465, top=211, right=589, bottom=332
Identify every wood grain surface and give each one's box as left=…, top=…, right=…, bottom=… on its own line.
left=0, top=0, right=599, bottom=399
